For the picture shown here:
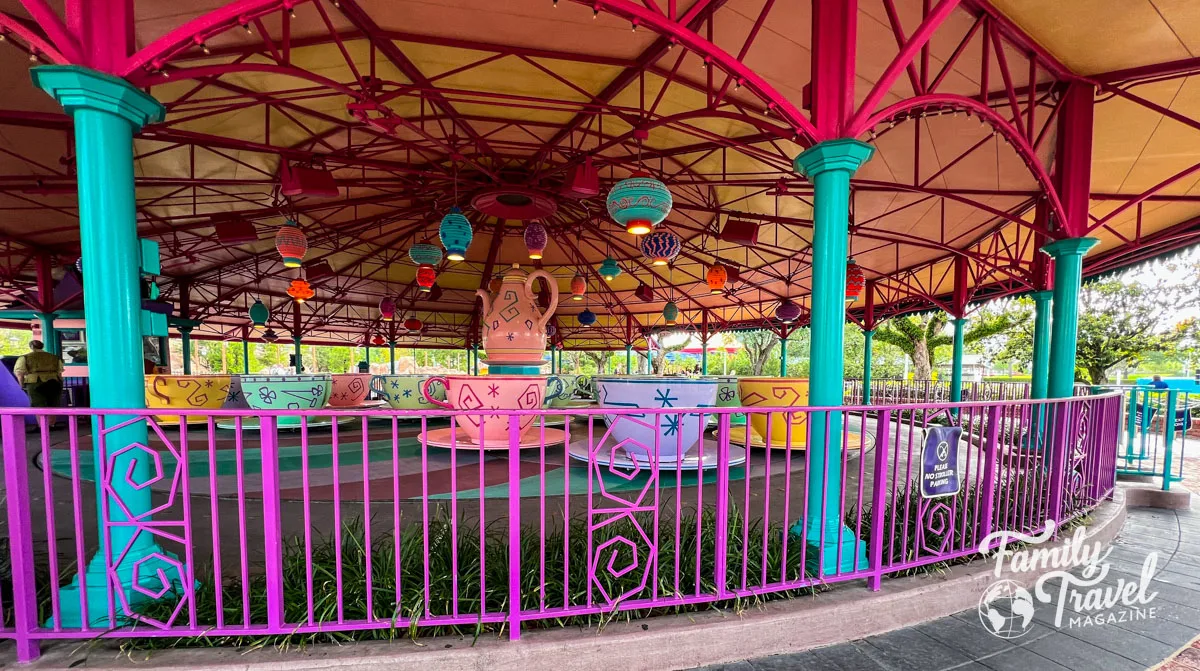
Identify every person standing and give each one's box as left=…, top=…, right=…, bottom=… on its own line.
left=14, top=339, right=64, bottom=409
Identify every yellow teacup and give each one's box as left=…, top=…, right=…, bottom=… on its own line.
left=145, top=374, right=233, bottom=423
left=738, top=378, right=810, bottom=446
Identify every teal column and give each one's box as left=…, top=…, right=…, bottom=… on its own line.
left=701, top=341, right=708, bottom=375
left=242, top=338, right=250, bottom=374
left=779, top=334, right=788, bottom=377
left=365, top=345, right=372, bottom=369
left=33, top=65, right=174, bottom=627
left=389, top=341, right=396, bottom=374
left=626, top=344, right=633, bottom=373
left=1029, top=290, right=1053, bottom=399
left=180, top=327, right=193, bottom=375
left=1043, top=238, right=1100, bottom=398
left=38, top=313, right=58, bottom=355
left=550, top=345, right=557, bottom=374
left=792, top=138, right=874, bottom=575
left=950, top=317, right=966, bottom=403
left=473, top=344, right=480, bottom=375
left=862, top=329, right=874, bottom=404
left=293, top=336, right=303, bottom=373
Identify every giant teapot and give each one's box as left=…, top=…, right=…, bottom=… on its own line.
left=476, top=264, right=559, bottom=366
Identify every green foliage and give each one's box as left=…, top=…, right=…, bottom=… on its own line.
left=873, top=311, right=1016, bottom=379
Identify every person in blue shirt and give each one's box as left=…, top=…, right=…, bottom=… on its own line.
left=1150, top=375, right=1169, bottom=390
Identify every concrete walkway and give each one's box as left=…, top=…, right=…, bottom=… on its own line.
left=697, top=503, right=1200, bottom=671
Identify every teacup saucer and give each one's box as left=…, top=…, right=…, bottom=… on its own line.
left=421, top=426, right=568, bottom=451
left=567, top=439, right=746, bottom=471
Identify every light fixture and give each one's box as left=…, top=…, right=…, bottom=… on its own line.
left=274, top=220, right=308, bottom=268
left=379, top=297, right=396, bottom=321
left=287, top=278, right=314, bottom=302
left=262, top=328, right=279, bottom=343
left=404, top=317, right=423, bottom=333
left=570, top=273, right=586, bottom=301
left=846, top=259, right=865, bottom=302
left=524, top=222, right=548, bottom=260
left=578, top=309, right=596, bottom=327
left=706, top=264, right=727, bottom=294
left=607, top=171, right=672, bottom=235
left=776, top=300, right=801, bottom=323
left=416, top=264, right=437, bottom=292
left=439, top=206, right=473, bottom=261
left=640, top=230, right=681, bottom=266
left=249, top=299, right=269, bottom=329
left=598, top=257, right=622, bottom=281
left=663, top=301, right=679, bottom=326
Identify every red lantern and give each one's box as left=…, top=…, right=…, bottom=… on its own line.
left=379, top=297, right=396, bottom=321
left=416, top=264, right=437, bottom=292
left=287, top=278, right=314, bottom=302
left=274, top=220, right=308, bottom=268
left=404, top=317, right=423, bottom=332
left=706, top=264, right=727, bottom=294
left=570, top=273, right=586, bottom=301
left=846, top=259, right=865, bottom=301
left=371, top=335, right=385, bottom=346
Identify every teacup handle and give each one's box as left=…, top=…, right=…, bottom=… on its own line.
left=545, top=375, right=564, bottom=401
left=369, top=375, right=387, bottom=399
left=422, top=376, right=453, bottom=410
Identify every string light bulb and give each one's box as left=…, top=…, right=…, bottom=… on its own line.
left=28, top=49, right=37, bottom=62
left=288, top=5, right=297, bottom=18
left=593, top=6, right=599, bottom=18
left=200, top=42, right=210, bottom=54
left=0, top=31, right=7, bottom=42
left=241, top=21, right=252, bottom=33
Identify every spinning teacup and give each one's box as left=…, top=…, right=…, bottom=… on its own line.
left=738, top=377, right=810, bottom=446
left=423, top=375, right=546, bottom=444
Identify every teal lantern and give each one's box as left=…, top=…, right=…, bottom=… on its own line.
left=598, top=256, right=622, bottom=281
left=578, top=309, right=597, bottom=327
left=663, top=301, right=679, bottom=326
left=607, top=171, right=673, bottom=235
left=439, top=207, right=473, bottom=261
left=408, top=241, right=443, bottom=266
left=249, top=298, right=269, bottom=329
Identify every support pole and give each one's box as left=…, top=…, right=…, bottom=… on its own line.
left=1029, top=291, right=1053, bottom=399
left=792, top=137, right=874, bottom=575
left=701, top=310, right=709, bottom=375
left=862, top=329, right=874, bottom=404
left=626, top=344, right=633, bottom=374
left=35, top=254, right=58, bottom=355
left=473, top=344, right=480, bottom=375
left=242, top=327, right=251, bottom=374
left=389, top=341, right=396, bottom=374
left=779, top=331, right=788, bottom=377
left=293, top=336, right=303, bottom=374
left=33, top=65, right=173, bottom=627
left=180, top=327, right=193, bottom=374
left=950, top=317, right=966, bottom=403
left=1044, top=238, right=1100, bottom=398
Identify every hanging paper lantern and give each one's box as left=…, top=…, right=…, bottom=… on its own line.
left=641, top=230, right=681, bottom=266
left=439, top=207, right=473, bottom=261
left=598, top=257, right=622, bottom=281
left=578, top=308, right=597, bottom=327
left=404, top=317, right=423, bottom=333
left=408, top=241, right=443, bottom=266
left=415, top=264, right=437, bottom=292
left=287, top=278, right=314, bottom=302
left=846, top=258, right=865, bottom=301
left=261, top=328, right=279, bottom=343
left=775, top=300, right=801, bottom=323
left=372, top=334, right=385, bottom=347
left=546, top=324, right=556, bottom=338
left=249, top=298, right=269, bottom=329
left=607, top=171, right=673, bottom=235
left=524, top=222, right=548, bottom=260
left=274, top=220, right=308, bottom=268
left=706, top=264, right=727, bottom=294
left=570, top=273, right=587, bottom=301
left=663, top=301, right=679, bottom=326
left=379, top=297, right=396, bottom=321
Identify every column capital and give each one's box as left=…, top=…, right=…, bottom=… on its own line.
left=1041, top=237, right=1100, bottom=259
left=32, top=66, right=164, bottom=129
left=793, top=138, right=875, bottom=178
left=1030, top=290, right=1054, bottom=303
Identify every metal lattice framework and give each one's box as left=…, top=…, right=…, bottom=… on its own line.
left=0, top=0, right=1198, bottom=349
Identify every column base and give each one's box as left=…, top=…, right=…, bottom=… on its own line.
left=790, top=519, right=868, bottom=576
left=47, top=545, right=187, bottom=629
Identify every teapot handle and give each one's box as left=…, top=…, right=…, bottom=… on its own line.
left=525, top=269, right=559, bottom=331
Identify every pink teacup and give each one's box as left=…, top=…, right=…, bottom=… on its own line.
left=328, top=373, right=372, bottom=408
left=423, top=375, right=546, bottom=445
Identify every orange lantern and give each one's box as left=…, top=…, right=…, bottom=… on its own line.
left=706, top=264, right=727, bottom=294
left=287, top=278, right=314, bottom=302
left=404, top=317, right=423, bottom=332
left=570, top=273, right=586, bottom=301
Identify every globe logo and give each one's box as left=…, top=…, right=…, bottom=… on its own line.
left=978, top=580, right=1036, bottom=639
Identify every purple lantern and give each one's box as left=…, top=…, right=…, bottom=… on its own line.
left=775, top=300, right=801, bottom=323
left=524, top=222, right=548, bottom=260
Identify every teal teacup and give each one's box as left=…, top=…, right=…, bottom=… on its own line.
left=371, top=374, right=446, bottom=410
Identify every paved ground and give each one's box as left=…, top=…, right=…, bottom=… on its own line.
left=696, top=503, right=1200, bottom=671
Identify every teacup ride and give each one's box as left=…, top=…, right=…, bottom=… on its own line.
left=569, top=376, right=746, bottom=471
left=420, top=374, right=566, bottom=450
left=329, top=373, right=382, bottom=409
left=734, top=378, right=872, bottom=451
left=537, top=375, right=593, bottom=426
left=145, top=374, right=233, bottom=425
left=217, top=374, right=339, bottom=431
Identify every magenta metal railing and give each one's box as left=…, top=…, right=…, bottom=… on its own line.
left=844, top=379, right=1031, bottom=405
left=0, top=393, right=1121, bottom=661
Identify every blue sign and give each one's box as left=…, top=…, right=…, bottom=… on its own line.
left=921, top=425, right=962, bottom=499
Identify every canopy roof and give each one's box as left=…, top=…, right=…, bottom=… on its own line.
left=0, top=0, right=1197, bottom=349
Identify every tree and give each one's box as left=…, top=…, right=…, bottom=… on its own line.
left=648, top=333, right=688, bottom=374
left=736, top=330, right=779, bottom=376
left=1068, top=278, right=1194, bottom=384
left=580, top=350, right=609, bottom=374
left=873, top=312, right=1012, bottom=380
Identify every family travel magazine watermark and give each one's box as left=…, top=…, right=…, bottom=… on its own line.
left=976, top=520, right=1159, bottom=639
